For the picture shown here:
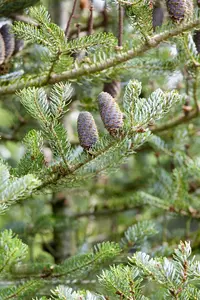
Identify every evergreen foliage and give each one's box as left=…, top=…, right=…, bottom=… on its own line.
left=0, top=0, right=39, bottom=17
left=0, top=0, right=200, bottom=299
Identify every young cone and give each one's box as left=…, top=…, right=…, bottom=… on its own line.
left=103, top=80, right=121, bottom=99
left=77, top=111, right=99, bottom=150
left=98, top=92, right=124, bottom=137
left=0, top=33, right=5, bottom=65
left=0, top=24, right=15, bottom=60
left=166, top=0, right=193, bottom=23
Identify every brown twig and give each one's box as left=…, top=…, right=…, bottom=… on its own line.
left=69, top=21, right=104, bottom=38
left=118, top=3, right=124, bottom=47
left=65, top=0, right=78, bottom=37
left=102, top=1, right=109, bottom=32
left=88, top=0, right=94, bottom=35
left=193, top=67, right=199, bottom=112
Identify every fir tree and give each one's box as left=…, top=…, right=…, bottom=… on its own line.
left=0, top=0, right=200, bottom=299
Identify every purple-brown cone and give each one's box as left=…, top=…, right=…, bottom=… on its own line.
left=77, top=111, right=99, bottom=150
left=98, top=92, right=124, bottom=137
left=0, top=24, right=15, bottom=60
left=13, top=39, right=24, bottom=55
left=166, top=0, right=193, bottom=22
left=153, top=5, right=164, bottom=31
left=0, top=33, right=5, bottom=65
left=103, top=80, right=121, bottom=99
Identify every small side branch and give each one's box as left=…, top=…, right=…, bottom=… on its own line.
left=69, top=21, right=104, bottom=38
left=151, top=107, right=199, bottom=133
left=1, top=19, right=200, bottom=94
left=65, top=0, right=78, bottom=38
left=88, top=0, right=94, bottom=35
left=118, top=3, right=124, bottom=47
left=193, top=67, right=199, bottom=112
left=102, top=1, right=109, bottom=32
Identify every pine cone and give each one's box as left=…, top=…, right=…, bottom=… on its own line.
left=193, top=31, right=200, bottom=53
left=77, top=111, right=99, bottom=150
left=0, top=33, right=5, bottom=65
left=0, top=24, right=15, bottom=60
left=103, top=80, right=121, bottom=99
left=98, top=92, right=124, bottom=137
left=153, top=5, right=164, bottom=31
left=166, top=0, right=193, bottom=22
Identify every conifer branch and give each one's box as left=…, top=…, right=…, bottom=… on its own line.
left=3, top=280, right=39, bottom=300
left=151, top=106, right=199, bottom=133
left=137, top=192, right=200, bottom=220
left=73, top=206, right=136, bottom=218
left=1, top=19, right=200, bottom=95
left=10, top=242, right=121, bottom=280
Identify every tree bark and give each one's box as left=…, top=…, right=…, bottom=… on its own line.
left=51, top=193, right=76, bottom=263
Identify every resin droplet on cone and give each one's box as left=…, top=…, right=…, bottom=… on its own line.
left=77, top=111, right=99, bottom=150
left=98, top=92, right=123, bottom=137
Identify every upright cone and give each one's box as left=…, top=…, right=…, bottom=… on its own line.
left=103, top=80, right=121, bottom=99
left=98, top=92, right=123, bottom=137
left=0, top=33, right=5, bottom=65
left=0, top=24, right=15, bottom=60
left=166, top=0, right=193, bottom=23
left=77, top=111, right=99, bottom=150
left=153, top=5, right=164, bottom=31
